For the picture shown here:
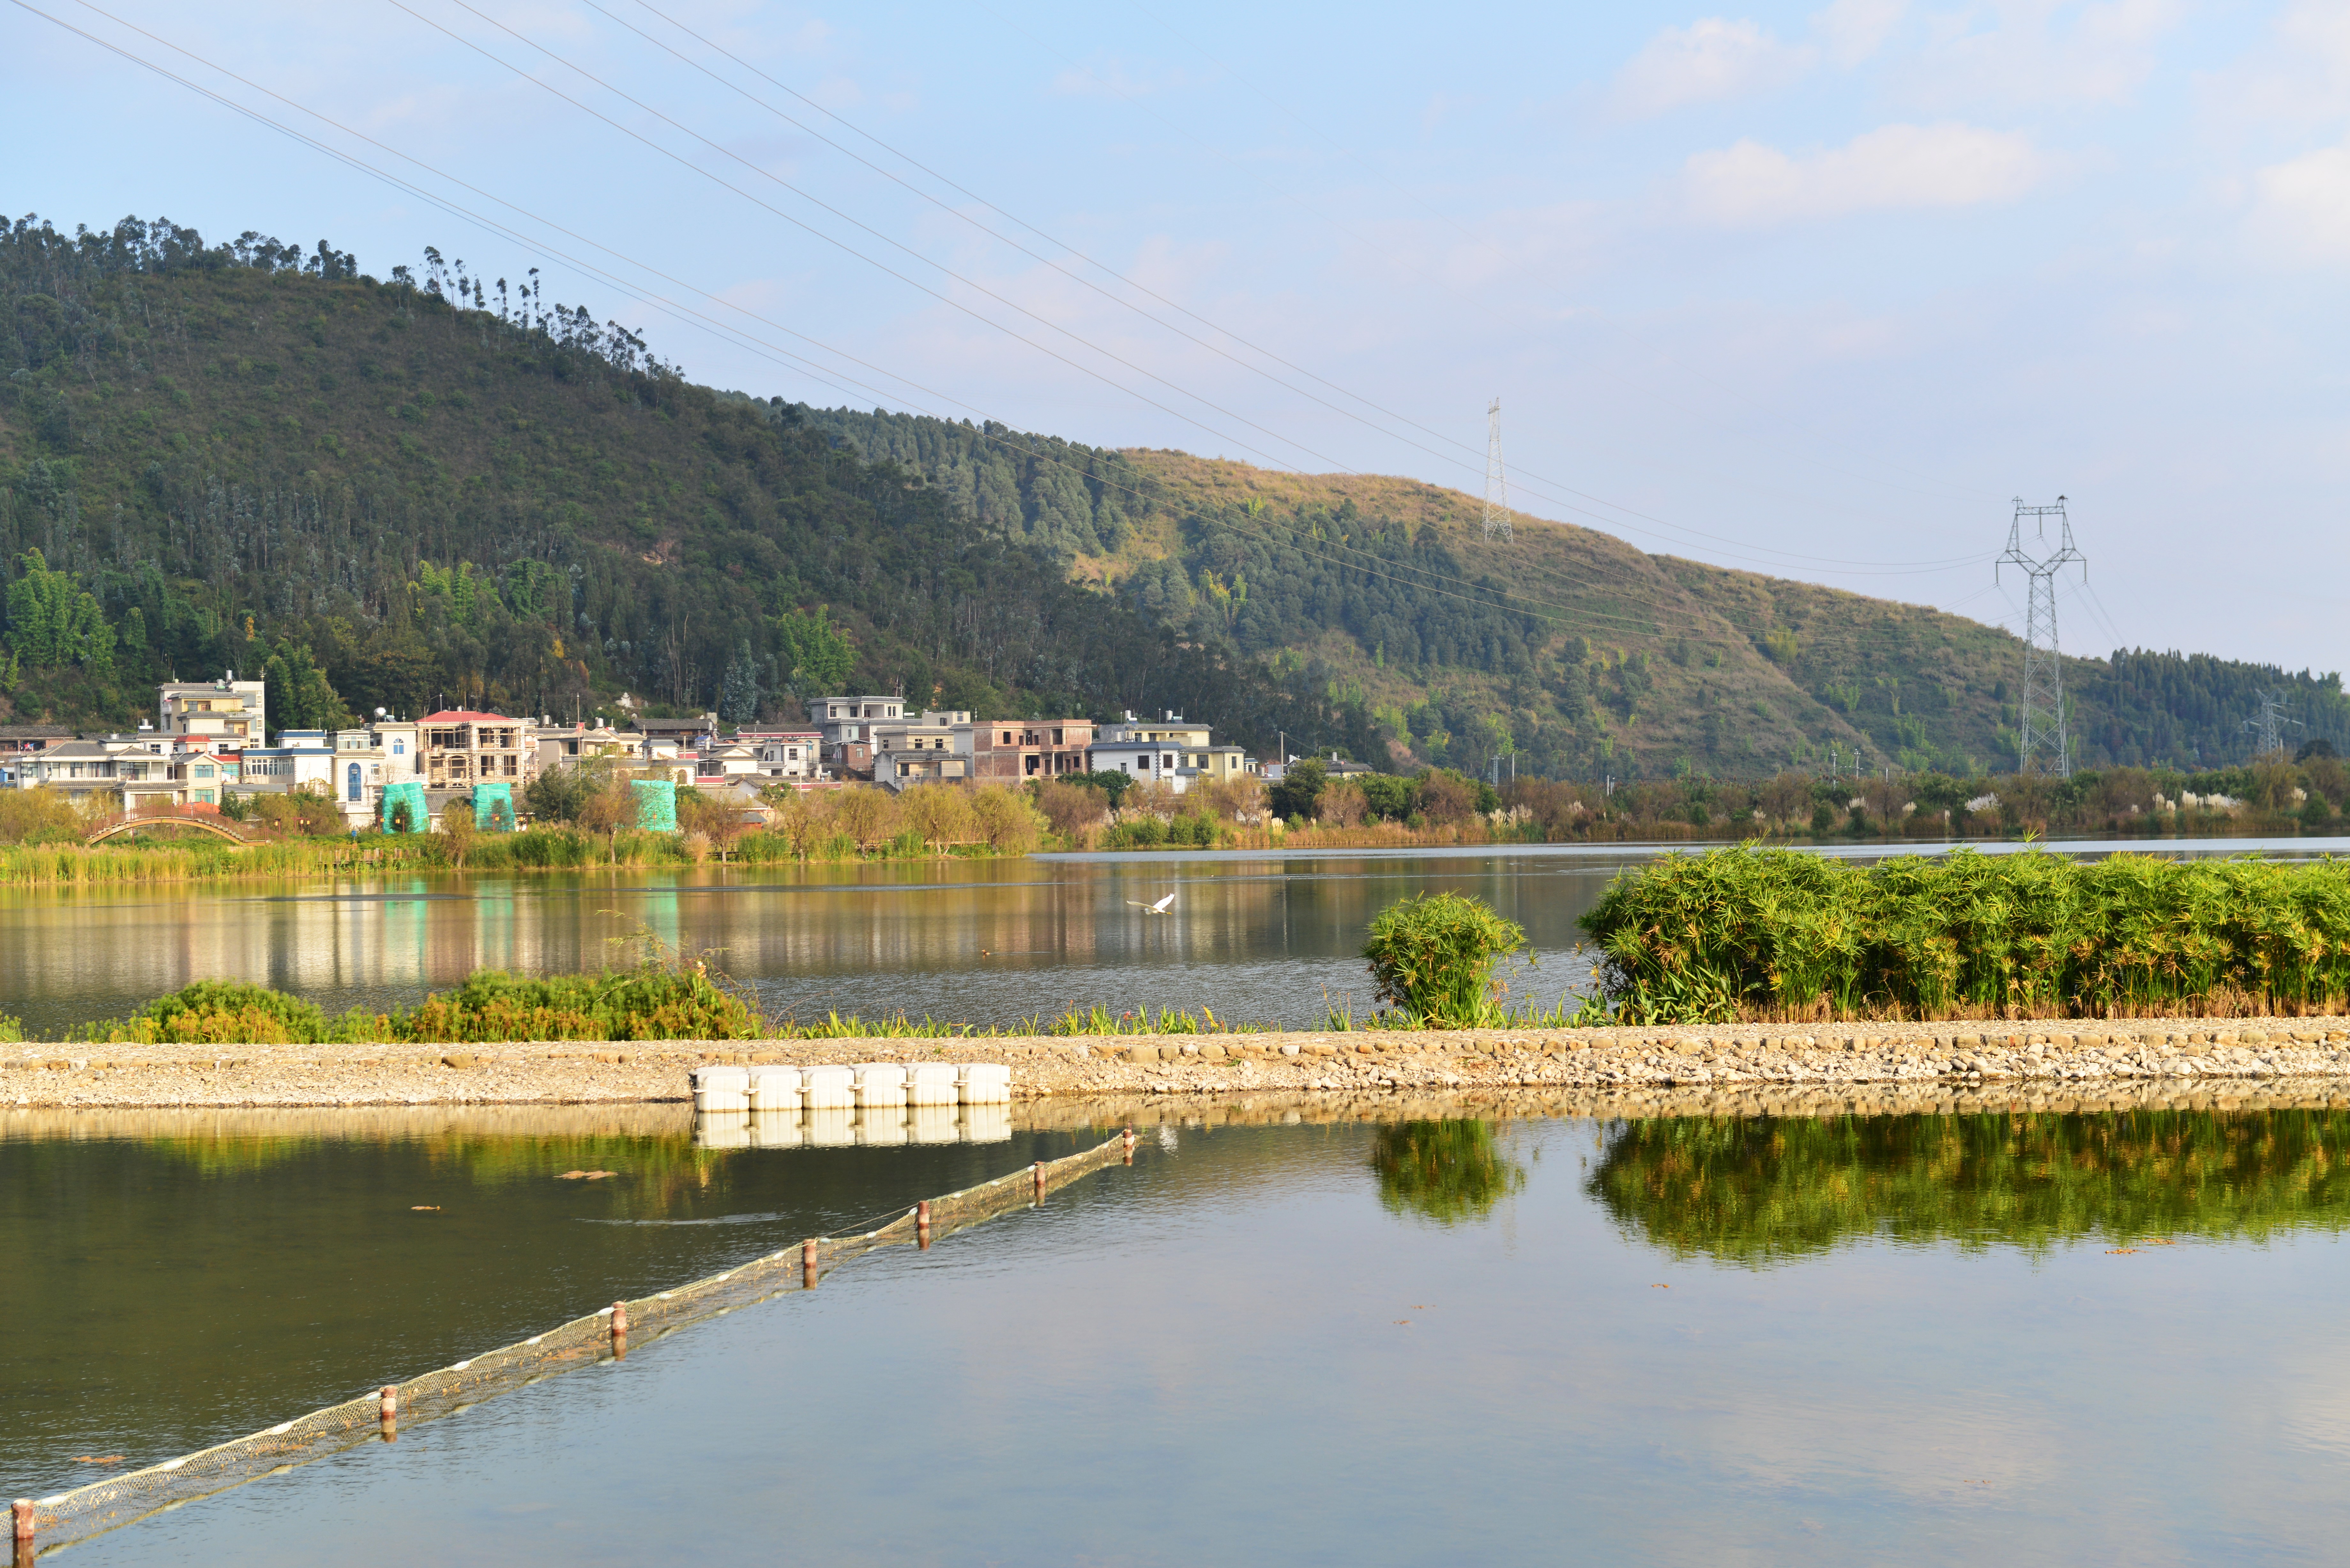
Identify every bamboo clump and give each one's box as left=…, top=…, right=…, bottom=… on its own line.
left=1581, top=847, right=2350, bottom=1024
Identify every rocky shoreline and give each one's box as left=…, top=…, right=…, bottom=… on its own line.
left=5, top=1014, right=2349, bottom=1110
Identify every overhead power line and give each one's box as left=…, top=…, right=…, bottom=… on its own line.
left=600, top=0, right=1987, bottom=577
left=19, top=0, right=2033, bottom=689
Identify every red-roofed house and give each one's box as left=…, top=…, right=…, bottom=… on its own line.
left=419, top=711, right=536, bottom=793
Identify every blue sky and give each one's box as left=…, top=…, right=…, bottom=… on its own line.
left=6, top=0, right=2346, bottom=677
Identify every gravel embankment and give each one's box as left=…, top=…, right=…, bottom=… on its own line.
left=5, top=1016, right=2349, bottom=1109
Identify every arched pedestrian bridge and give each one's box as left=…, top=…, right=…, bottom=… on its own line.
left=83, top=806, right=282, bottom=846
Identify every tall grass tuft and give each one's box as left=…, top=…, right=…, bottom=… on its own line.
left=1580, top=845, right=2350, bottom=1024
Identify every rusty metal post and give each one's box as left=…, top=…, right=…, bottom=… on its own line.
left=13, top=1499, right=33, bottom=1568
left=916, top=1200, right=932, bottom=1249
left=609, top=1301, right=628, bottom=1360
left=1123, top=1125, right=1136, bottom=1164
left=378, top=1385, right=398, bottom=1442
left=1032, top=1160, right=1046, bottom=1202
left=801, top=1237, right=819, bottom=1289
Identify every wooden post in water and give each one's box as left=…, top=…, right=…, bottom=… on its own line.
left=802, top=1237, right=819, bottom=1289
left=13, top=1498, right=34, bottom=1568
left=609, top=1301, right=628, bottom=1360
left=1123, top=1125, right=1136, bottom=1164
left=916, top=1200, right=932, bottom=1249
left=1032, top=1160, right=1046, bottom=1202
left=378, top=1385, right=398, bottom=1442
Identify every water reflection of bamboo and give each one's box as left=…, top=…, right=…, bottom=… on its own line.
left=1590, top=1109, right=2350, bottom=1262
left=1371, top=1119, right=1527, bottom=1224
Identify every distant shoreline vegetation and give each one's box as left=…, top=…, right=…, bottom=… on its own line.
left=0, top=744, right=2342, bottom=886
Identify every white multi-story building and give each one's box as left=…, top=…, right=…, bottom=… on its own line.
left=735, top=727, right=822, bottom=780
left=158, top=675, right=266, bottom=746
left=1087, top=713, right=1256, bottom=795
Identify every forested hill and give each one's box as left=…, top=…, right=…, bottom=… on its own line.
left=0, top=214, right=1372, bottom=757
left=4, top=210, right=2336, bottom=780
left=809, top=407, right=2350, bottom=778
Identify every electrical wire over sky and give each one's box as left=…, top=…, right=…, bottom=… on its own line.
left=13, top=0, right=2014, bottom=626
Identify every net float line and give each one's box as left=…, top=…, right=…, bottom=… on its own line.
left=18, top=1129, right=1136, bottom=1558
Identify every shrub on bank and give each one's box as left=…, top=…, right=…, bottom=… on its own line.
left=1360, top=892, right=1529, bottom=1026
left=1581, top=845, right=2350, bottom=1024
left=399, top=967, right=758, bottom=1042
left=75, top=963, right=760, bottom=1044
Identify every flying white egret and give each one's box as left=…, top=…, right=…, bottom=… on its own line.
left=1125, top=893, right=1176, bottom=913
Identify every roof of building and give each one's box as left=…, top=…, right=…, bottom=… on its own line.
left=0, top=724, right=74, bottom=739
left=420, top=710, right=518, bottom=724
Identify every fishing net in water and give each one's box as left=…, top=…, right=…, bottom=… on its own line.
left=14, top=1132, right=1134, bottom=1558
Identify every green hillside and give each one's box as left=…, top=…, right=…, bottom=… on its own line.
left=0, top=214, right=1371, bottom=756
left=810, top=408, right=2350, bottom=778
left=5, top=210, right=2338, bottom=781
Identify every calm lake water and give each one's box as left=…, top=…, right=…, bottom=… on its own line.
left=11, top=1098, right=2350, bottom=1564
left=4, top=836, right=2344, bottom=1037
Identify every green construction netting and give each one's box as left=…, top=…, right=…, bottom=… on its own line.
left=473, top=782, right=516, bottom=831
left=379, top=780, right=429, bottom=834
left=632, top=778, right=678, bottom=831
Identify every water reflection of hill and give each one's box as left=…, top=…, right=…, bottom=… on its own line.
left=1588, top=1110, right=2350, bottom=1262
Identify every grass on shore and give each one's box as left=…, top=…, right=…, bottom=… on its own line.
left=0, top=823, right=1034, bottom=887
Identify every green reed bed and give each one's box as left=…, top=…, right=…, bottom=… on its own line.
left=1581, top=845, right=2350, bottom=1024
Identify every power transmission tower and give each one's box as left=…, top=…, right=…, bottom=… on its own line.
left=1482, top=398, right=1512, bottom=542
left=2243, top=690, right=2303, bottom=758
left=1998, top=496, right=2086, bottom=778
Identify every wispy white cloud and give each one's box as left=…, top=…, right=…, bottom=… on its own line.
left=2248, top=143, right=2350, bottom=262
left=2200, top=0, right=2350, bottom=136
left=1809, top=0, right=1907, bottom=66
left=1682, top=122, right=2052, bottom=224
left=1891, top=0, right=2185, bottom=111
left=1610, top=18, right=1814, bottom=117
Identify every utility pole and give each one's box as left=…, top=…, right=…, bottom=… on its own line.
left=2243, top=691, right=2303, bottom=758
left=1998, top=496, right=2085, bottom=778
left=1482, top=399, right=1512, bottom=542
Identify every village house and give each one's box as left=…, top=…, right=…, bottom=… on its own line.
left=1087, top=712, right=1255, bottom=795
left=871, top=711, right=970, bottom=791
left=534, top=721, right=632, bottom=774
left=734, top=727, right=822, bottom=780
left=420, top=711, right=537, bottom=792
left=0, top=724, right=72, bottom=767
left=157, top=676, right=267, bottom=747
left=967, top=717, right=1095, bottom=782
left=806, top=694, right=906, bottom=779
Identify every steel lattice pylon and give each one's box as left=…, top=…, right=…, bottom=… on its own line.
left=1998, top=497, right=2085, bottom=777
left=1482, top=398, right=1511, bottom=541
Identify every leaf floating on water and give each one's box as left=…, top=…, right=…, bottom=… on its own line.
left=411, top=1205, right=441, bottom=1211
left=1393, top=1320, right=1412, bottom=1326
left=2105, top=1248, right=2137, bottom=1254
left=558, top=1170, right=589, bottom=1180
left=1652, top=1283, right=1670, bottom=1289
left=73, top=1456, right=124, bottom=1465
left=584, top=1170, right=617, bottom=1180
